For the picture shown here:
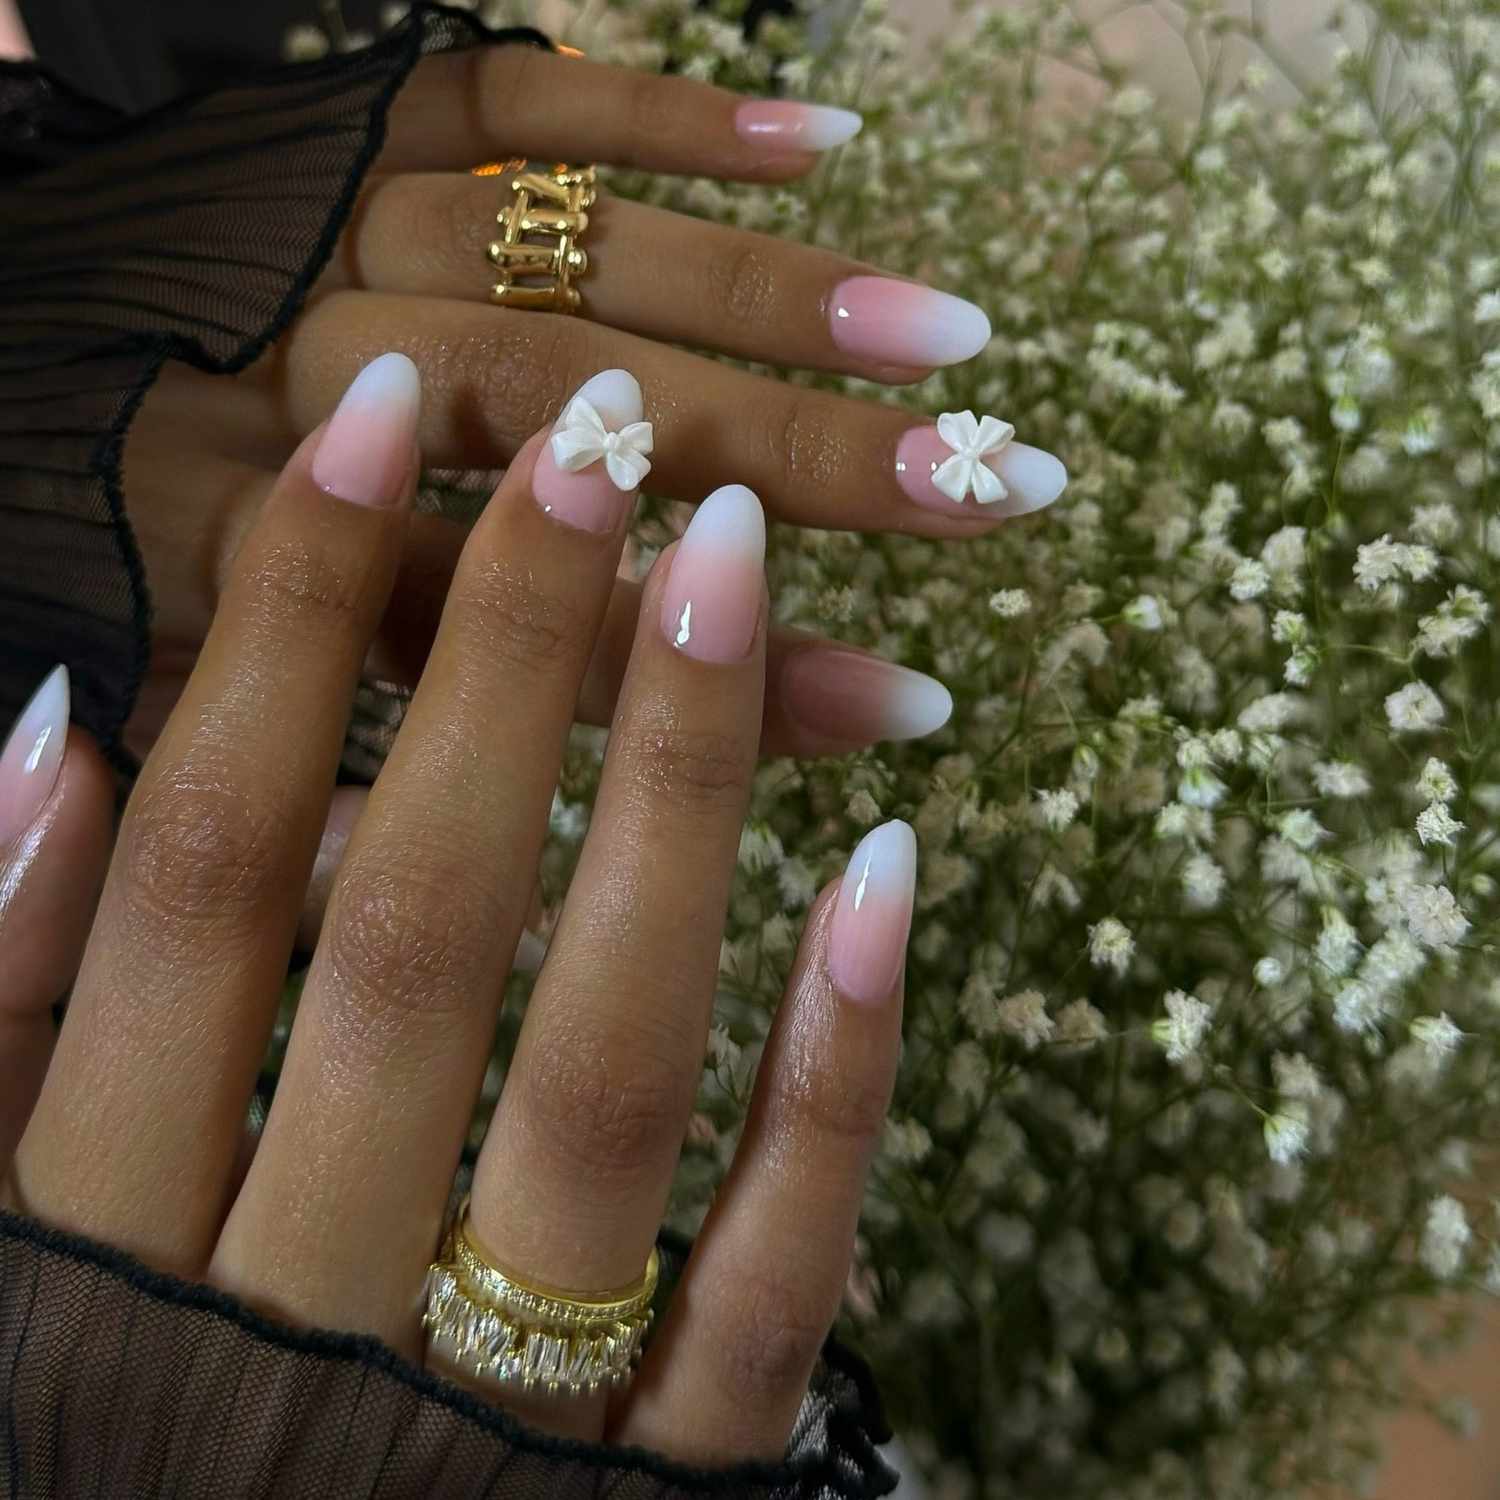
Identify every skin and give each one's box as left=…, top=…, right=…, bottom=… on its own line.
left=121, top=44, right=1009, bottom=764
left=1, top=369, right=907, bottom=1461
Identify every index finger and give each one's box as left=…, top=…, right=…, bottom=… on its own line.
left=382, top=45, right=862, bottom=181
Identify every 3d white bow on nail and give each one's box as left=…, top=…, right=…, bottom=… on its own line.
left=550, top=396, right=654, bottom=491
left=931, top=410, right=1015, bottom=504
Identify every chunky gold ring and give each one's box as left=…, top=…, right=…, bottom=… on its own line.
left=473, top=160, right=596, bottom=314
left=423, top=1196, right=657, bottom=1397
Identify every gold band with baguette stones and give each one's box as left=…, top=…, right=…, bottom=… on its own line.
left=423, top=1195, right=657, bottom=1396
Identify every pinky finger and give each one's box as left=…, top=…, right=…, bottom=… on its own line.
left=0, top=671, right=115, bottom=1169
left=612, top=821, right=914, bottom=1463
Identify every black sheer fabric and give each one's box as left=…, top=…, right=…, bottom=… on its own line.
left=0, top=1211, right=895, bottom=1498
left=0, top=8, right=898, bottom=1492
left=0, top=4, right=547, bottom=774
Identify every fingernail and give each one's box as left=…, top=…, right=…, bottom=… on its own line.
left=534, top=368, right=650, bottom=533
left=0, top=665, right=68, bottom=847
left=660, top=484, right=765, bottom=663
left=782, top=649, right=951, bottom=746
left=311, top=352, right=422, bottom=507
left=894, top=413, right=1067, bottom=518
left=828, top=821, right=916, bottom=1006
left=735, top=100, right=862, bottom=153
left=829, top=277, right=991, bottom=368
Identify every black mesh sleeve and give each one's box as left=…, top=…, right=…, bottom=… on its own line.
left=0, top=4, right=547, bottom=776
left=0, top=1210, right=897, bottom=1498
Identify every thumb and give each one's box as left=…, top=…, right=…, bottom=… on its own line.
left=0, top=669, right=114, bottom=1173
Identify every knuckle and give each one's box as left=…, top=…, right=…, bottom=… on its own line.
left=706, top=242, right=779, bottom=330
left=620, top=70, right=683, bottom=167
left=773, top=395, right=851, bottom=498
left=761, top=1047, right=891, bottom=1155
left=472, top=314, right=589, bottom=438
left=518, top=1017, right=688, bottom=1186
left=449, top=554, right=588, bottom=676
left=233, top=536, right=370, bottom=639
left=713, top=1268, right=830, bottom=1402
left=120, top=774, right=288, bottom=929
left=322, top=849, right=501, bottom=1022
left=619, top=716, right=754, bottom=822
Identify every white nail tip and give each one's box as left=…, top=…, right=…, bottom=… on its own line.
left=887, top=669, right=954, bottom=738
left=682, top=484, right=765, bottom=554
left=846, top=820, right=917, bottom=909
left=799, top=105, right=864, bottom=150
left=995, top=443, right=1069, bottom=511
left=348, top=351, right=420, bottom=405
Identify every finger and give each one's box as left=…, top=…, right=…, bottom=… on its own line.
left=213, top=371, right=648, bottom=1347
left=13, top=355, right=421, bottom=1271
left=332, top=177, right=988, bottom=382
left=284, top=291, right=1069, bottom=537
left=383, top=47, right=861, bottom=182
left=0, top=686, right=114, bottom=1169
left=466, top=483, right=767, bottom=1436
left=615, top=824, right=913, bottom=1462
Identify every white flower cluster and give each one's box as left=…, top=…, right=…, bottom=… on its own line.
left=315, top=0, right=1500, bottom=1492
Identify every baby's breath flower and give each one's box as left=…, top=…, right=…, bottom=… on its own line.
left=1416, top=802, right=1464, bottom=847
left=1229, top=558, right=1270, bottom=600
left=1123, top=594, right=1164, bottom=630
left=998, top=990, right=1055, bottom=1050
left=1035, top=788, right=1080, bottom=832
left=1420, top=1195, right=1472, bottom=1279
left=1410, top=1012, right=1463, bottom=1065
left=1182, top=851, right=1226, bottom=909
left=1264, top=1108, right=1310, bottom=1165
left=1254, top=956, right=1285, bottom=987
left=1054, top=998, right=1108, bottom=1048
left=1402, top=883, right=1470, bottom=950
left=1153, top=990, right=1213, bottom=1064
left=1313, top=761, right=1372, bottom=798
left=988, top=588, right=1031, bottom=618
left=1385, top=681, right=1445, bottom=733
left=1416, top=758, right=1458, bottom=803
left=1087, top=917, right=1135, bottom=976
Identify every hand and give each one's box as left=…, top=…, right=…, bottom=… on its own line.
left=4, top=355, right=917, bottom=1461
left=122, top=43, right=1066, bottom=758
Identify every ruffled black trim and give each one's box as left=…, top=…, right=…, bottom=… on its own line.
left=0, top=5, right=549, bottom=774
left=0, top=1210, right=897, bottom=1498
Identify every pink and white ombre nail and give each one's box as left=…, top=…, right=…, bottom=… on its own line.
left=0, top=664, right=67, bottom=847
left=781, top=649, right=951, bottom=747
left=828, top=820, right=917, bottom=1006
left=735, top=100, right=862, bottom=153
left=660, top=484, right=765, bottom=664
left=894, top=422, right=1067, bottom=518
left=534, top=369, right=650, bottom=534
left=829, top=277, right=991, bottom=369
left=311, top=352, right=422, bottom=508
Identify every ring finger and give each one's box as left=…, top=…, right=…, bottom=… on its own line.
left=329, top=177, right=992, bottom=382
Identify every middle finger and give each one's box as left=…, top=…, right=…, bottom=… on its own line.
left=330, top=175, right=992, bottom=382
left=286, top=289, right=1070, bottom=538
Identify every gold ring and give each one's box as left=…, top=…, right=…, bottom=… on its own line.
left=474, top=160, right=596, bottom=314
left=423, top=1196, right=657, bottom=1396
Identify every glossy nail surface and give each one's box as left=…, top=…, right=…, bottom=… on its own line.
left=828, top=821, right=917, bottom=1006
left=895, top=424, right=1067, bottom=518
left=735, top=100, right=862, bottom=152
left=781, top=649, right=951, bottom=746
left=0, top=665, right=67, bottom=847
left=829, top=277, right=991, bottom=368
left=311, top=351, right=422, bottom=507
left=534, top=369, right=648, bottom=534
left=660, top=484, right=765, bottom=663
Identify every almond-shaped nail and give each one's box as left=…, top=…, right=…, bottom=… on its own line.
left=0, top=665, right=68, bottom=847
left=311, top=352, right=422, bottom=507
left=828, top=821, right=917, bottom=1006
left=829, top=276, right=991, bottom=368
left=782, top=649, right=951, bottom=747
left=534, top=368, right=650, bottom=533
left=735, top=100, right=862, bottom=153
left=660, top=484, right=765, bottom=663
left=895, top=410, right=1067, bottom=518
